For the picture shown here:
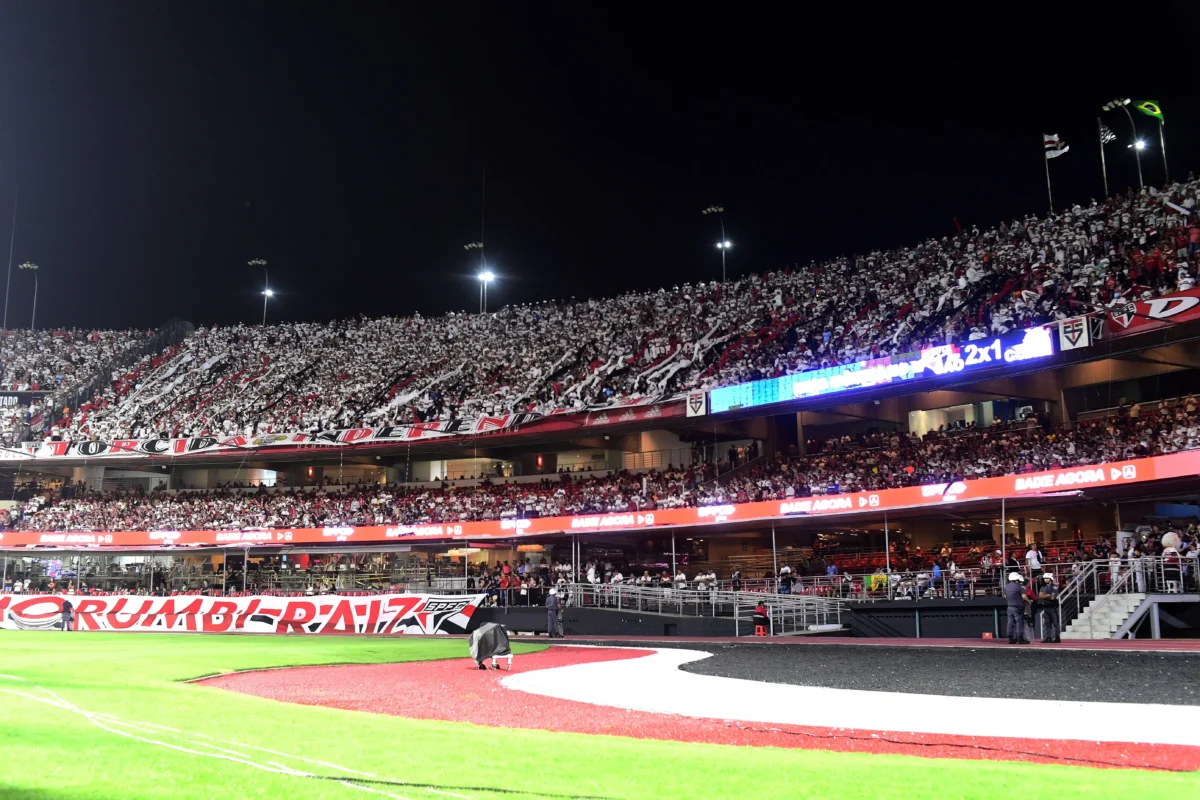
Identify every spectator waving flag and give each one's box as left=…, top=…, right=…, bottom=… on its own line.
left=1043, top=134, right=1069, bottom=159
left=1100, top=124, right=1116, bottom=145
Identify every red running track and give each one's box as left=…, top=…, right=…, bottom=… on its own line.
left=200, top=646, right=1200, bottom=770
left=510, top=635, right=1200, bottom=653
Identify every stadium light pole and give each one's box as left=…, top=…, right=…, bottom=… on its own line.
left=701, top=206, right=729, bottom=283
left=464, top=242, right=489, bottom=312
left=477, top=270, right=495, bottom=313
left=1101, top=99, right=1143, bottom=189
left=18, top=262, right=38, bottom=330
left=249, top=259, right=269, bottom=324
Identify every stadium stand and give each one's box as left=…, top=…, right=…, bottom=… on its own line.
left=6, top=398, right=1200, bottom=533
left=8, top=178, right=1200, bottom=443
left=0, top=328, right=155, bottom=445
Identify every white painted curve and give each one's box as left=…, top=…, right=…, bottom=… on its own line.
left=501, top=647, right=1200, bottom=747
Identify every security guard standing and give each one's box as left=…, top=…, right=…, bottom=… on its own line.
left=1004, top=572, right=1027, bottom=644
left=545, top=587, right=562, bottom=638
left=1038, top=572, right=1061, bottom=643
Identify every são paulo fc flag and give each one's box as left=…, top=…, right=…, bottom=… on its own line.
left=1043, top=134, right=1069, bottom=159
left=1057, top=316, right=1090, bottom=350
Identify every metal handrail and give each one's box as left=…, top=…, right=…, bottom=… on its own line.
left=558, top=581, right=843, bottom=635
left=1057, top=560, right=1099, bottom=629
left=1071, top=564, right=1137, bottom=639
left=1058, top=555, right=1196, bottom=638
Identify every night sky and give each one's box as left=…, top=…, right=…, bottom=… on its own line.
left=0, top=2, right=1198, bottom=331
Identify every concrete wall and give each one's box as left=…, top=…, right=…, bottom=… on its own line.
left=846, top=599, right=1004, bottom=639
left=174, top=468, right=276, bottom=489
left=640, top=429, right=685, bottom=452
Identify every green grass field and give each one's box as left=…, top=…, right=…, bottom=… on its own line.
left=0, top=632, right=1195, bottom=799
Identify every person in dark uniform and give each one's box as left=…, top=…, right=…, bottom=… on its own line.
left=1037, top=572, right=1061, bottom=643
left=545, top=587, right=562, bottom=638
left=60, top=599, right=74, bottom=632
left=1004, top=572, right=1027, bottom=644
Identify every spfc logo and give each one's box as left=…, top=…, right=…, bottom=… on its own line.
left=1062, top=319, right=1084, bottom=346
left=686, top=390, right=707, bottom=417
left=1058, top=317, right=1089, bottom=350
left=1110, top=303, right=1137, bottom=329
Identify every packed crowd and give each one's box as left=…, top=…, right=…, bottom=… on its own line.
left=698, top=395, right=1200, bottom=503
left=15, top=177, right=1200, bottom=442
left=6, top=397, right=1200, bottom=532
left=0, top=328, right=152, bottom=444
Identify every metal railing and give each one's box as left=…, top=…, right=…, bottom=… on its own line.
left=1058, top=556, right=1198, bottom=637
left=732, top=595, right=844, bottom=636
left=561, top=582, right=844, bottom=635
left=622, top=448, right=695, bottom=471
left=1068, top=563, right=1137, bottom=639
left=1056, top=560, right=1100, bottom=629
left=698, top=452, right=766, bottom=488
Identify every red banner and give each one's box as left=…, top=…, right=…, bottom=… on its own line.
left=1107, top=288, right=1200, bottom=338
left=0, top=401, right=689, bottom=464
left=0, top=416, right=536, bottom=461
left=0, top=593, right=484, bottom=634
left=583, top=402, right=684, bottom=427
left=1, top=451, right=1195, bottom=550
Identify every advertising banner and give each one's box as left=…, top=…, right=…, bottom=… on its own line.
left=0, top=398, right=689, bottom=463
left=583, top=401, right=684, bottom=428
left=1107, top=288, right=1200, bottom=338
left=2, top=451, right=1196, bottom=550
left=0, top=592, right=485, bottom=635
left=0, top=415, right=537, bottom=461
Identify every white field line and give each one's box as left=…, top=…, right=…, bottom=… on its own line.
left=0, top=675, right=466, bottom=800
left=501, top=646, right=1200, bottom=748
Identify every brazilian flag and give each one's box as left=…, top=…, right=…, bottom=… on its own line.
left=1136, top=100, right=1164, bottom=123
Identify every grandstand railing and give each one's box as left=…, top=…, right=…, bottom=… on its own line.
left=1057, top=555, right=1198, bottom=635
left=622, top=448, right=695, bottom=471
left=1075, top=395, right=1194, bottom=423
left=560, top=582, right=844, bottom=634
left=698, top=452, right=766, bottom=488
left=18, top=318, right=193, bottom=441
left=1056, top=560, right=1100, bottom=629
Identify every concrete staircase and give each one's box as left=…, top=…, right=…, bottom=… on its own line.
left=1061, top=592, right=1146, bottom=639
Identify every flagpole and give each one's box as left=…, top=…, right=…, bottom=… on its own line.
left=1121, top=105, right=1143, bottom=189
left=1158, top=119, right=1168, bottom=184
left=1098, top=118, right=1109, bottom=197
left=1044, top=147, right=1054, bottom=215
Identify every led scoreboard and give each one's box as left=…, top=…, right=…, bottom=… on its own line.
left=709, top=326, right=1056, bottom=413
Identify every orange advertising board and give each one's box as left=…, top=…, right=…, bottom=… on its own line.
left=1, top=451, right=1193, bottom=550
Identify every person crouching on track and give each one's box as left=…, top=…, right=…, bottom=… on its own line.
left=546, top=587, right=562, bottom=638
left=1005, top=572, right=1027, bottom=644
left=1038, top=572, right=1061, bottom=643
